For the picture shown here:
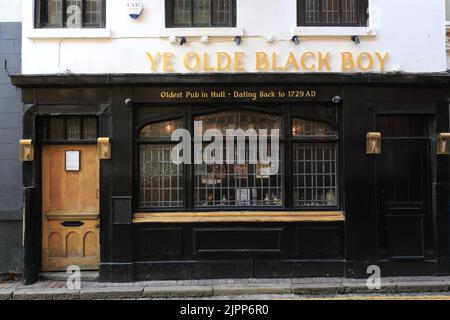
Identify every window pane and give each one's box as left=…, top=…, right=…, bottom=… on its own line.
left=446, top=0, right=450, bottom=22
left=341, top=0, right=357, bottom=24
left=140, top=144, right=183, bottom=208
left=140, top=119, right=183, bottom=138
left=66, top=117, right=82, bottom=140
left=49, top=118, right=65, bottom=140
left=194, top=111, right=283, bottom=208
left=301, top=0, right=362, bottom=26
left=293, top=143, right=338, bottom=207
left=65, top=0, right=82, bottom=28
left=84, top=0, right=103, bottom=26
left=173, top=0, right=192, bottom=26
left=304, top=0, right=321, bottom=24
left=196, top=110, right=281, bottom=136
left=82, top=117, right=98, bottom=140
left=212, top=0, right=232, bottom=26
left=322, top=0, right=340, bottom=24
left=44, top=0, right=62, bottom=26
left=292, top=118, right=335, bottom=137
left=194, top=143, right=283, bottom=208
left=193, top=0, right=211, bottom=25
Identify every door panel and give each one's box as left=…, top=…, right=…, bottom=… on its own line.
left=42, top=145, right=99, bottom=271
left=376, top=115, right=433, bottom=260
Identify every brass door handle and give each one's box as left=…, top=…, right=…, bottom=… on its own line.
left=96, top=189, right=99, bottom=200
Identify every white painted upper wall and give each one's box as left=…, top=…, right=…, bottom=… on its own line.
left=21, top=0, right=447, bottom=74
left=0, top=0, right=21, bottom=22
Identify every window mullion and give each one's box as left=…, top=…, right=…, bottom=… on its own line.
left=209, top=0, right=213, bottom=27
left=80, top=0, right=84, bottom=27
left=190, top=0, right=194, bottom=27
left=61, top=0, right=65, bottom=28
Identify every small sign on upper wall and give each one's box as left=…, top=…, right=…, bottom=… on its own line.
left=127, top=0, right=144, bottom=19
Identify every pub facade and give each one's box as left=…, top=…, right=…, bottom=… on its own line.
left=12, top=0, right=450, bottom=283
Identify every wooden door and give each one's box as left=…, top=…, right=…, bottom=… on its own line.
left=42, top=145, right=100, bottom=271
left=376, top=115, right=434, bottom=260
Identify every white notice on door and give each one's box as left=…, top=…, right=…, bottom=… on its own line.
left=65, top=151, right=80, bottom=171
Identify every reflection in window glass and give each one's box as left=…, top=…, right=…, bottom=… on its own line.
left=292, top=118, right=335, bottom=137
left=140, top=119, right=183, bottom=138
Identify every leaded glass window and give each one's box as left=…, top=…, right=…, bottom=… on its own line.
left=140, top=119, right=183, bottom=139
left=194, top=111, right=283, bottom=208
left=140, top=144, right=184, bottom=208
left=41, top=116, right=98, bottom=141
left=167, top=0, right=236, bottom=27
left=37, top=0, right=105, bottom=28
left=139, top=120, right=184, bottom=209
left=298, top=0, right=368, bottom=26
left=137, top=109, right=340, bottom=212
left=292, top=118, right=338, bottom=208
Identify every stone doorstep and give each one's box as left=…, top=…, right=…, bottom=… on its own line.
left=80, top=287, right=143, bottom=300
left=143, top=286, right=214, bottom=299
left=213, top=284, right=292, bottom=296
left=13, top=288, right=80, bottom=300
left=0, top=289, right=14, bottom=300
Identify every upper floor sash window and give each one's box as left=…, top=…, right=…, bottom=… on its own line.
left=166, top=0, right=236, bottom=28
left=35, top=0, right=105, bottom=28
left=297, top=0, right=368, bottom=27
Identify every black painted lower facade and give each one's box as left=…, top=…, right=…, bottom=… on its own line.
left=11, top=73, right=450, bottom=284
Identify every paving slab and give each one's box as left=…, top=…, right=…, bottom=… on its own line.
left=342, top=281, right=397, bottom=294
left=13, top=288, right=80, bottom=300
left=213, top=283, right=292, bottom=296
left=143, top=286, right=214, bottom=298
left=396, top=281, right=450, bottom=293
left=80, top=287, right=143, bottom=300
left=292, top=283, right=345, bottom=295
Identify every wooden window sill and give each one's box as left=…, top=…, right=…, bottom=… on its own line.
left=133, top=211, right=345, bottom=224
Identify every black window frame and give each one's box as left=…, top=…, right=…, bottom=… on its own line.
left=136, top=105, right=341, bottom=213
left=165, top=0, right=237, bottom=28
left=297, top=0, right=369, bottom=27
left=35, top=0, right=106, bottom=28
